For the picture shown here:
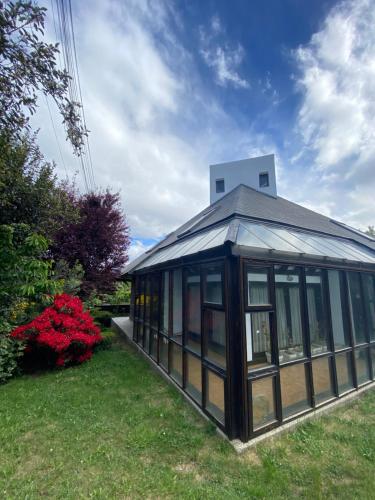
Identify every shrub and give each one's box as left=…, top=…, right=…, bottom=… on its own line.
left=11, top=294, right=102, bottom=369
left=92, top=309, right=113, bottom=327
left=0, top=336, right=24, bottom=384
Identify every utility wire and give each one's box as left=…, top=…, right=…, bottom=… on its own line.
left=44, top=94, right=68, bottom=177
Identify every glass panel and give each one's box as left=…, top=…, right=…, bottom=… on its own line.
left=371, top=346, right=375, bottom=379
left=335, top=352, right=355, bottom=394
left=145, top=276, right=151, bottom=323
left=185, top=267, right=201, bottom=354
left=186, top=354, right=202, bottom=404
left=158, top=335, right=168, bottom=371
left=348, top=272, right=367, bottom=344
left=150, top=329, right=158, bottom=360
left=275, top=266, right=305, bottom=363
left=170, top=343, right=182, bottom=385
left=204, top=309, right=226, bottom=369
left=144, top=325, right=150, bottom=352
left=362, top=274, right=375, bottom=341
left=328, top=270, right=351, bottom=350
left=137, top=321, right=143, bottom=346
left=247, top=267, right=270, bottom=306
left=354, top=348, right=371, bottom=385
left=312, top=357, right=335, bottom=404
left=151, top=275, right=159, bottom=328
left=172, top=269, right=183, bottom=344
left=306, top=268, right=330, bottom=355
left=161, top=271, right=169, bottom=334
left=280, top=364, right=311, bottom=418
left=206, top=370, right=225, bottom=424
left=246, top=312, right=272, bottom=369
left=251, top=376, right=277, bottom=431
left=203, top=263, right=223, bottom=305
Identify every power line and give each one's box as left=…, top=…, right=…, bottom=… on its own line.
left=44, top=94, right=68, bottom=177
left=51, top=0, right=95, bottom=192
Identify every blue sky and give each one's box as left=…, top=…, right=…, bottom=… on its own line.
left=35, top=0, right=375, bottom=260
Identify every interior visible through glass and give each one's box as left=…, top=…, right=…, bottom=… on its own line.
left=204, top=264, right=223, bottom=304
left=185, top=267, right=201, bottom=354
left=348, top=272, right=367, bottom=344
left=328, top=270, right=351, bottom=350
left=171, top=269, right=183, bottom=344
left=275, top=266, right=305, bottom=363
left=161, top=271, right=169, bottom=334
left=246, top=312, right=272, bottom=369
left=336, top=352, right=355, bottom=394
left=186, top=353, right=202, bottom=403
left=158, top=335, right=168, bottom=370
left=204, top=309, right=226, bottom=368
left=170, top=342, right=182, bottom=385
left=206, top=370, right=225, bottom=424
left=354, top=348, right=371, bottom=385
left=312, top=356, right=335, bottom=404
left=362, top=273, right=375, bottom=341
left=247, top=267, right=270, bottom=306
left=306, top=268, right=330, bottom=355
left=280, top=363, right=311, bottom=418
left=251, top=376, right=277, bottom=431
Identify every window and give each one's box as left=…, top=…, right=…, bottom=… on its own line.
left=203, top=264, right=223, bottom=305
left=144, top=325, right=150, bottom=352
left=185, top=267, right=201, bottom=354
left=151, top=274, right=159, bottom=329
left=150, top=330, right=158, bottom=360
left=145, top=276, right=151, bottom=324
left=204, top=309, right=226, bottom=368
left=354, top=348, right=371, bottom=385
left=205, top=370, right=225, bottom=424
left=259, top=172, right=269, bottom=188
left=348, top=272, right=367, bottom=344
left=306, top=268, right=330, bottom=355
left=275, top=266, right=305, bottom=363
left=328, top=270, right=351, bottom=350
left=158, top=335, right=168, bottom=371
left=172, top=270, right=183, bottom=344
left=170, top=343, right=182, bottom=385
left=247, top=267, right=270, bottom=306
left=280, top=363, right=311, bottom=418
left=335, top=352, right=355, bottom=394
left=362, top=274, right=375, bottom=342
left=251, top=376, right=277, bottom=431
left=371, top=346, right=375, bottom=379
left=215, top=178, right=225, bottom=193
left=186, top=353, right=202, bottom=403
left=161, top=271, right=169, bottom=335
left=246, top=312, right=272, bottom=369
left=312, top=356, right=335, bottom=404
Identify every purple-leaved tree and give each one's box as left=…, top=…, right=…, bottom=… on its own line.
left=52, top=190, right=130, bottom=296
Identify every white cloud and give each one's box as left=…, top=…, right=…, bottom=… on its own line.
left=128, top=239, right=154, bottom=262
left=291, top=0, right=375, bottom=230
left=33, top=0, right=271, bottom=260
left=199, top=15, right=249, bottom=89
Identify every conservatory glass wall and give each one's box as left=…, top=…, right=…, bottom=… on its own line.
left=132, top=259, right=228, bottom=432
left=244, top=262, right=375, bottom=440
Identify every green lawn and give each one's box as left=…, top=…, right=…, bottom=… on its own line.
left=1, top=334, right=374, bottom=499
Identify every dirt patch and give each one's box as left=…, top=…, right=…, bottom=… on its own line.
left=240, top=449, right=262, bottom=466
left=14, top=454, right=44, bottom=478
left=174, top=462, right=197, bottom=473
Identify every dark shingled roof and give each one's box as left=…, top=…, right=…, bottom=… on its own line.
left=123, top=184, right=375, bottom=274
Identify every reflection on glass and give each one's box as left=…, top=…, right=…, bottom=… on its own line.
left=137, top=321, right=143, bottom=346
left=336, top=352, right=355, bottom=394
left=246, top=312, right=272, bottom=369
left=151, top=275, right=159, bottom=328
left=144, top=325, right=150, bottom=353
left=280, top=364, right=311, bottom=418
left=247, top=267, right=270, bottom=306
left=161, top=271, right=169, bottom=334
left=186, top=354, right=202, bottom=403
left=371, top=347, right=375, bottom=380
left=206, top=370, right=225, bottom=424
left=275, top=266, right=305, bottom=363
left=312, top=356, right=334, bottom=404
left=170, top=343, right=183, bottom=385
left=185, top=267, right=201, bottom=354
left=306, top=268, right=330, bottom=355
left=172, top=269, right=183, bottom=344
left=204, top=309, right=226, bottom=368
left=328, top=270, right=351, bottom=350
left=145, top=276, right=151, bottom=323
left=251, top=376, right=277, bottom=431
left=204, top=264, right=223, bottom=304
left=354, top=348, right=371, bottom=385
left=158, top=335, right=168, bottom=371
left=362, top=274, right=375, bottom=341
left=348, top=272, right=367, bottom=344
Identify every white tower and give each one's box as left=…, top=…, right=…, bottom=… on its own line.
left=209, top=154, right=277, bottom=204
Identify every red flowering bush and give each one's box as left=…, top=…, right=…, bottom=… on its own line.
left=11, top=294, right=102, bottom=368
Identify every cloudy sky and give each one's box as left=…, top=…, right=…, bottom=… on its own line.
left=35, top=0, right=375, bottom=261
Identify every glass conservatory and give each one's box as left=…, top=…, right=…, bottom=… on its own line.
left=124, top=190, right=375, bottom=442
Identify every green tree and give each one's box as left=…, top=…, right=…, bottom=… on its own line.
left=0, top=0, right=87, bottom=153
left=366, top=226, right=375, bottom=238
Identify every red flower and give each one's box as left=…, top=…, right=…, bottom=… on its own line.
left=11, top=294, right=102, bottom=368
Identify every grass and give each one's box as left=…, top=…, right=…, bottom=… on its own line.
left=0, top=332, right=374, bottom=499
